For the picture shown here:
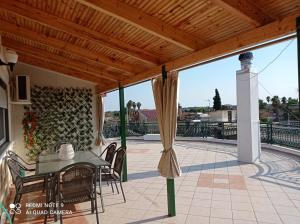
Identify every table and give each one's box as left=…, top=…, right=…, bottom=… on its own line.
left=36, top=150, right=110, bottom=212
left=37, top=150, right=109, bottom=174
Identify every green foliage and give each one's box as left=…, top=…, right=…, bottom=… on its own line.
left=24, top=86, right=93, bottom=160
left=260, top=117, right=268, bottom=123
left=287, top=97, right=298, bottom=105
left=281, top=97, right=287, bottom=104
left=213, top=89, right=222, bottom=110
left=259, top=99, right=267, bottom=109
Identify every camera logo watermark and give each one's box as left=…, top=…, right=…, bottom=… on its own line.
left=8, top=203, right=72, bottom=216
left=9, top=203, right=21, bottom=214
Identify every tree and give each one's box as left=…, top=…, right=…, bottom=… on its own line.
left=137, top=102, right=141, bottom=110
left=259, top=99, right=267, bottom=110
left=271, top=96, right=280, bottom=106
left=287, top=97, right=298, bottom=106
left=213, top=89, right=222, bottom=110
left=281, top=97, right=287, bottom=105
left=132, top=101, right=136, bottom=111
left=126, top=100, right=133, bottom=122
left=126, top=100, right=133, bottom=110
left=266, top=96, right=270, bottom=103
left=271, top=96, right=280, bottom=121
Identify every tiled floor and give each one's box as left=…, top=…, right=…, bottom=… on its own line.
left=13, top=140, right=300, bottom=223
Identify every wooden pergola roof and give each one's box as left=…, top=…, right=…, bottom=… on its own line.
left=0, top=0, right=299, bottom=93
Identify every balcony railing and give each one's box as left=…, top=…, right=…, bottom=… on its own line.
left=103, top=121, right=300, bottom=149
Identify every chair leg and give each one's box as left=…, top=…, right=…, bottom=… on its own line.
left=119, top=180, right=126, bottom=202
left=94, top=194, right=99, bottom=224
left=111, top=181, right=114, bottom=193
left=114, top=180, right=119, bottom=194
left=11, top=193, right=19, bottom=223
left=57, top=197, right=63, bottom=224
left=99, top=185, right=105, bottom=213
left=91, top=199, right=94, bottom=213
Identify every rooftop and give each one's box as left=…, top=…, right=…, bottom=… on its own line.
left=15, top=140, right=300, bottom=224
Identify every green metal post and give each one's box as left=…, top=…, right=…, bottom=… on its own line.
left=267, top=123, right=270, bottom=144
left=270, top=122, right=273, bottom=144
left=167, top=178, right=176, bottom=216
left=119, top=85, right=127, bottom=182
left=297, top=17, right=300, bottom=115
left=222, top=122, right=225, bottom=139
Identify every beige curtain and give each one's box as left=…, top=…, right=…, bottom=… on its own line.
left=152, top=71, right=181, bottom=178
left=95, top=95, right=106, bottom=146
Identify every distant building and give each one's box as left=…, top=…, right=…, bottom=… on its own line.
left=208, top=110, right=237, bottom=122
left=131, top=109, right=157, bottom=123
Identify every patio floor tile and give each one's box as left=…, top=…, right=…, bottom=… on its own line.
left=9, top=140, right=300, bottom=224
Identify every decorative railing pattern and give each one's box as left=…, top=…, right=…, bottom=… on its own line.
left=103, top=122, right=300, bottom=149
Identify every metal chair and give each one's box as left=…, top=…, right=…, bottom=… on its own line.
left=7, top=151, right=36, bottom=171
left=99, top=142, right=117, bottom=173
left=4, top=156, right=47, bottom=223
left=101, top=146, right=127, bottom=202
left=54, top=162, right=99, bottom=224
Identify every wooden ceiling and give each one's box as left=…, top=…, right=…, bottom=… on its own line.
left=0, top=0, right=299, bottom=93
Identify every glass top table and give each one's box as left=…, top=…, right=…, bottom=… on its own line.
left=36, top=150, right=110, bottom=175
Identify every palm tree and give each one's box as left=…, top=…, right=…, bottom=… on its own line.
left=281, top=97, right=287, bottom=105
left=271, top=96, right=280, bottom=121
left=132, top=101, right=136, bottom=111
left=127, top=100, right=132, bottom=109
left=266, top=96, right=270, bottom=103
left=126, top=100, right=133, bottom=122
left=137, top=102, right=141, bottom=110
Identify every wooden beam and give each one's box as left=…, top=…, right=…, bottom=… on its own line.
left=0, top=20, right=137, bottom=75
left=2, top=38, right=120, bottom=83
left=99, top=10, right=300, bottom=93
left=0, top=0, right=160, bottom=65
left=18, top=54, right=108, bottom=86
left=77, top=0, right=207, bottom=50
left=212, top=0, right=273, bottom=27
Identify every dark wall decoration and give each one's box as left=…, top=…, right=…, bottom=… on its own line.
left=23, top=86, right=93, bottom=161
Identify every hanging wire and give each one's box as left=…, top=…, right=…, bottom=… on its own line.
left=257, top=39, right=295, bottom=74
left=235, top=37, right=299, bottom=121
left=238, top=38, right=295, bottom=82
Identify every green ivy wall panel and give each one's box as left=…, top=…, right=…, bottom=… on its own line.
left=24, top=86, right=93, bottom=160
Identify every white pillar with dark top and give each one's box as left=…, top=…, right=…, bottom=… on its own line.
left=236, top=52, right=261, bottom=163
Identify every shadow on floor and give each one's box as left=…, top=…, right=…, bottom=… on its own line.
left=128, top=159, right=242, bottom=180
left=128, top=144, right=300, bottom=190
left=126, top=215, right=169, bottom=224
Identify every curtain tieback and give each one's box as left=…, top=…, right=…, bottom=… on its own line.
left=161, top=146, right=173, bottom=153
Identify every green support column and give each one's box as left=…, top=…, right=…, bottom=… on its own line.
left=297, top=17, right=300, bottom=115
left=119, top=85, right=127, bottom=182
left=167, top=178, right=176, bottom=216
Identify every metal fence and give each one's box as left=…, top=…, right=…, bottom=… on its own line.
left=103, top=121, right=300, bottom=149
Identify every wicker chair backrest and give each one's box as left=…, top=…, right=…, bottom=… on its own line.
left=58, top=162, right=96, bottom=203
left=103, top=142, right=117, bottom=164
left=5, top=157, right=22, bottom=190
left=113, top=147, right=126, bottom=177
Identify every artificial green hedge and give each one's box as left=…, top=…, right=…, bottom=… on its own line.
left=24, top=86, right=93, bottom=160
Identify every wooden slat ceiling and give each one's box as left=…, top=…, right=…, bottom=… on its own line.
left=0, top=0, right=299, bottom=93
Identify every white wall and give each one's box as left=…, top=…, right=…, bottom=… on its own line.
left=209, top=110, right=237, bottom=122
left=12, top=62, right=99, bottom=160
left=0, top=36, right=13, bottom=205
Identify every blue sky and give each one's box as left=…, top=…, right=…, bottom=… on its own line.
left=105, top=39, right=298, bottom=111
